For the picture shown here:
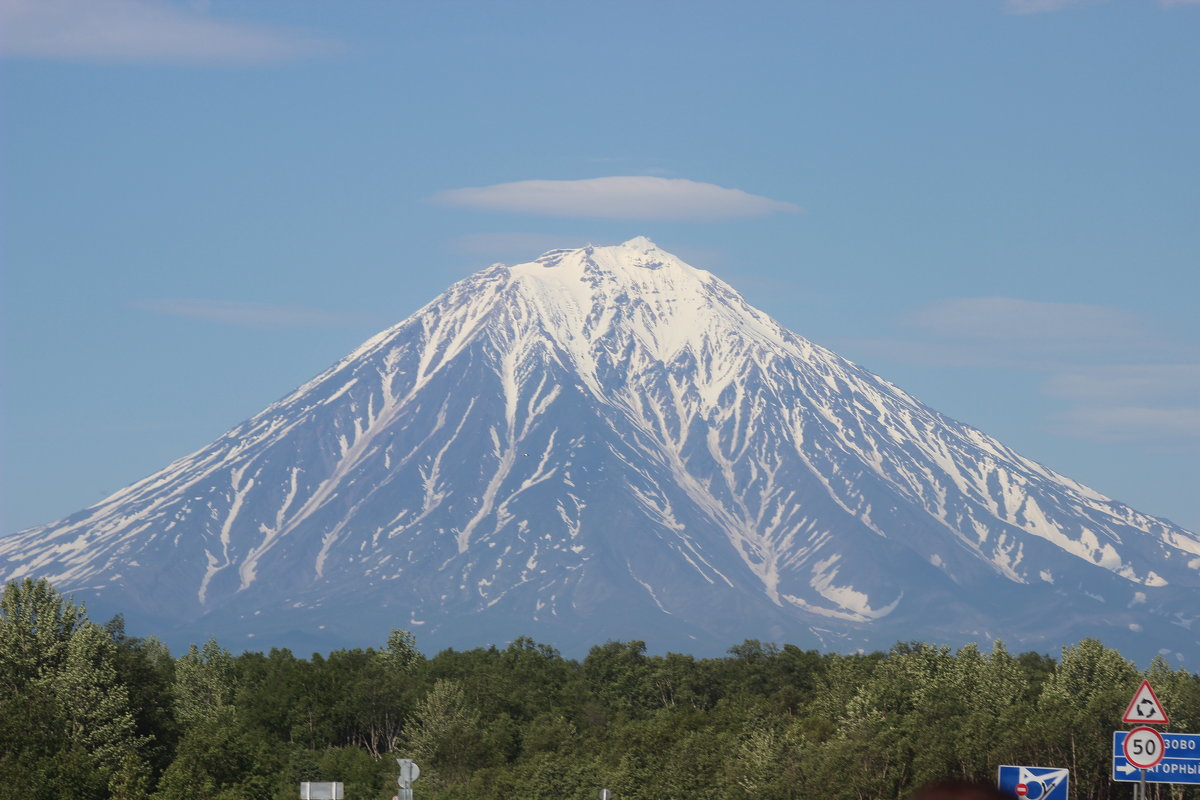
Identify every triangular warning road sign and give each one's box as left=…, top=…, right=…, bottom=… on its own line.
left=1123, top=680, right=1169, bottom=724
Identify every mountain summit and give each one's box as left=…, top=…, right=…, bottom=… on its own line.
left=4, top=239, right=1198, bottom=660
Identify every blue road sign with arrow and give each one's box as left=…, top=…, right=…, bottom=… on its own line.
left=998, top=766, right=1069, bottom=800
left=1113, top=731, right=1200, bottom=785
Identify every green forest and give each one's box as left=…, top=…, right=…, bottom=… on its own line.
left=2, top=577, right=1198, bottom=800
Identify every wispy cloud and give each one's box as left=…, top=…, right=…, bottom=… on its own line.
left=1043, top=364, right=1200, bottom=444
left=131, top=299, right=365, bottom=328
left=842, top=297, right=1200, bottom=445
left=1050, top=406, right=1200, bottom=443
left=1006, top=0, right=1196, bottom=12
left=431, top=177, right=801, bottom=222
left=839, top=297, right=1161, bottom=369
left=904, top=297, right=1155, bottom=362
left=0, top=0, right=337, bottom=63
left=1044, top=364, right=1200, bottom=405
left=1003, top=0, right=1100, bottom=14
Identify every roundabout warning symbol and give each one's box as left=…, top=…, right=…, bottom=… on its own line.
left=1123, top=681, right=1169, bottom=725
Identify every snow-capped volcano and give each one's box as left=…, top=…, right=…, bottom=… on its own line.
left=3, top=238, right=1198, bottom=661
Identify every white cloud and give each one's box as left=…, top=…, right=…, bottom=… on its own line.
left=431, top=177, right=801, bottom=221
left=131, top=299, right=363, bottom=328
left=0, top=0, right=336, bottom=63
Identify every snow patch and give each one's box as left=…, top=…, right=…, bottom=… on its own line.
left=807, top=554, right=901, bottom=620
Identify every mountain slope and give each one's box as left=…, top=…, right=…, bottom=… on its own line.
left=4, top=238, right=1198, bottom=660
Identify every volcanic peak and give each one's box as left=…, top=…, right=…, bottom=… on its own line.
left=501, top=237, right=787, bottom=364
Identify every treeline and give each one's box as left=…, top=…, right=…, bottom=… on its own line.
left=2, top=578, right=1199, bottom=800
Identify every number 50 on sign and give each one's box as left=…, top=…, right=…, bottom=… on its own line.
left=1124, top=727, right=1166, bottom=770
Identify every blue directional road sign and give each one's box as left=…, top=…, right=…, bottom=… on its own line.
left=1113, top=731, right=1200, bottom=785
left=998, top=766, right=1069, bottom=800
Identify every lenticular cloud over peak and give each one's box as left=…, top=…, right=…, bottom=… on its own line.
left=432, top=177, right=801, bottom=220
left=2, top=239, right=1197, bottom=661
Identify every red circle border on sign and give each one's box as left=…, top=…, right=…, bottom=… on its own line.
left=1123, top=726, right=1166, bottom=769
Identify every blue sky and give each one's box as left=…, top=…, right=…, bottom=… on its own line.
left=1, top=0, right=1197, bottom=536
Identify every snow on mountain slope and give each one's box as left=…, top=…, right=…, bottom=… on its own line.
left=3, top=238, right=1198, bottom=660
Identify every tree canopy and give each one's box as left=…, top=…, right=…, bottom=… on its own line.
left=2, top=578, right=1198, bottom=800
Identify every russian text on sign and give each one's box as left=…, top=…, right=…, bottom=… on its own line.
left=1113, top=731, right=1200, bottom=786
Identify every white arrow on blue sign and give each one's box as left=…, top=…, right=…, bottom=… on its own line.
left=997, top=765, right=1069, bottom=800
left=1113, top=731, right=1200, bottom=785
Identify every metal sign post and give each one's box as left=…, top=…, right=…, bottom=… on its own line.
left=395, top=758, right=421, bottom=800
left=1114, top=680, right=1174, bottom=799
left=1125, top=723, right=1164, bottom=800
